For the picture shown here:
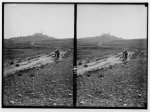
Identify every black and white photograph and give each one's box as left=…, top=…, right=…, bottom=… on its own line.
left=2, top=2, right=149, bottom=110
left=77, top=4, right=148, bottom=108
left=3, top=4, right=74, bottom=107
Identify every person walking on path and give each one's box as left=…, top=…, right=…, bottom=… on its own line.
left=123, top=49, right=128, bottom=61
left=55, top=48, right=60, bottom=61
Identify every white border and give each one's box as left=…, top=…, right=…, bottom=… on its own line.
left=0, top=0, right=149, bottom=112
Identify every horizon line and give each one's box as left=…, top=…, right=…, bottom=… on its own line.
left=4, top=32, right=74, bottom=39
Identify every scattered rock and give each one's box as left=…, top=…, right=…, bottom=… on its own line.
left=95, top=97, right=99, bottom=100
left=118, top=98, right=122, bottom=101
left=48, top=98, right=53, bottom=101
left=53, top=103, right=57, bottom=106
left=17, top=94, right=22, bottom=97
left=99, top=75, right=104, bottom=78
left=16, top=64, right=20, bottom=67
left=85, top=89, right=88, bottom=91
left=51, top=81, right=55, bottom=83
left=79, top=62, right=82, bottom=65
left=10, top=100, right=15, bottom=104
left=15, top=94, right=22, bottom=99
left=110, top=94, right=113, bottom=97
left=79, top=101, right=85, bottom=105
left=18, top=74, right=22, bottom=77
left=87, top=94, right=92, bottom=98
left=10, top=61, right=14, bottom=65
left=86, top=74, right=91, bottom=77
left=68, top=93, right=72, bottom=96
left=138, top=94, right=142, bottom=97
left=100, top=100, right=104, bottom=103
left=84, top=65, right=88, bottom=67
left=123, top=104, right=127, bottom=106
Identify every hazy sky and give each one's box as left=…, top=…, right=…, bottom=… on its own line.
left=4, top=4, right=74, bottom=39
left=77, top=5, right=147, bottom=39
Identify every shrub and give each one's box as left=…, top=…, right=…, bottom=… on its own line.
left=18, top=74, right=22, bottom=77
left=16, top=64, right=20, bottom=67
left=79, top=62, right=82, bottom=65
left=10, top=61, right=14, bottom=65
left=84, top=64, right=88, bottom=67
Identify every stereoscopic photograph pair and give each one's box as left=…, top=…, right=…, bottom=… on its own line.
left=2, top=2, right=148, bottom=109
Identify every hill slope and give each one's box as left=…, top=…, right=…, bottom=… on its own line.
left=78, top=33, right=122, bottom=45
left=103, top=39, right=147, bottom=50
left=77, top=49, right=147, bottom=107
left=4, top=34, right=73, bottom=50
left=6, top=33, right=56, bottom=43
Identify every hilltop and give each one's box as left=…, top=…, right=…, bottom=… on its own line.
left=4, top=33, right=73, bottom=50
left=78, top=33, right=123, bottom=45
left=5, top=33, right=56, bottom=43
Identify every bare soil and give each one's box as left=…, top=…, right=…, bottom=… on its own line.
left=4, top=51, right=66, bottom=76
left=3, top=50, right=73, bottom=106
left=77, top=51, right=134, bottom=75
left=77, top=50, right=147, bottom=108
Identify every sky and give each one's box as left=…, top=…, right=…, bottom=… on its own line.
left=77, top=5, right=147, bottom=39
left=4, top=4, right=74, bottom=39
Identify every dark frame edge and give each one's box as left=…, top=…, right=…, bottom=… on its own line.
left=1, top=2, right=149, bottom=4
left=2, top=2, right=4, bottom=108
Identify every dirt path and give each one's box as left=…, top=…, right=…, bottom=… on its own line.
left=4, top=51, right=66, bottom=76
left=77, top=51, right=134, bottom=75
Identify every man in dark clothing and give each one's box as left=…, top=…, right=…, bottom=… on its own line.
left=55, top=49, right=60, bottom=59
left=123, top=50, right=128, bottom=60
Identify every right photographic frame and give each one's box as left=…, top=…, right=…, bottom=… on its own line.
left=76, top=3, right=148, bottom=108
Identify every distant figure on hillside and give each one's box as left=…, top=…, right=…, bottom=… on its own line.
left=123, top=49, right=128, bottom=60
left=55, top=48, right=60, bottom=60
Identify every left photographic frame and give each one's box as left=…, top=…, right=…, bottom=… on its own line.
left=2, top=3, right=74, bottom=108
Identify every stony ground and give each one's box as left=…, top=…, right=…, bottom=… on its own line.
left=3, top=51, right=73, bottom=106
left=77, top=51, right=133, bottom=75
left=77, top=50, right=147, bottom=108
